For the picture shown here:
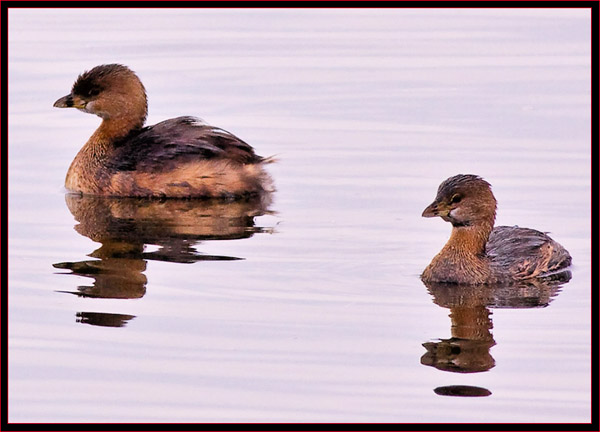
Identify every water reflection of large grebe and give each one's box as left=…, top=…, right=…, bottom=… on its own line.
left=53, top=194, right=274, bottom=326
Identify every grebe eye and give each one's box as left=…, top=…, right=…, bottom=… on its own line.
left=87, top=88, right=100, bottom=97
left=450, top=194, right=462, bottom=204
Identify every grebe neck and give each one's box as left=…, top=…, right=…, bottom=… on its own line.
left=443, top=221, right=494, bottom=257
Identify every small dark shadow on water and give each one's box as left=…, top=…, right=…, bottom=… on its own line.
left=421, top=276, right=571, bottom=397
left=434, top=385, right=492, bottom=397
left=76, top=312, right=136, bottom=328
left=53, top=193, right=275, bottom=326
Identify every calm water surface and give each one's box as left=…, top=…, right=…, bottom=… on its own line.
left=8, top=8, right=591, bottom=423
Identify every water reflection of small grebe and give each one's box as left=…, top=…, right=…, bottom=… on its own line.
left=421, top=278, right=567, bottom=397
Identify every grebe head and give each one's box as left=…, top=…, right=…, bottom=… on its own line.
left=53, top=64, right=147, bottom=126
left=422, top=174, right=497, bottom=228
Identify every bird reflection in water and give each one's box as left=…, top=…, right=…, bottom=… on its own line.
left=76, top=312, right=137, bottom=328
left=421, top=274, right=571, bottom=397
left=53, top=193, right=274, bottom=326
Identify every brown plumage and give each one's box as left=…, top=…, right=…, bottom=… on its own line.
left=421, top=174, right=571, bottom=284
left=54, top=64, right=274, bottom=198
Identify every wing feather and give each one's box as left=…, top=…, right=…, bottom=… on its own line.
left=109, top=116, right=262, bottom=172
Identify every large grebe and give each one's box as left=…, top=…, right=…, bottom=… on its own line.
left=54, top=64, right=274, bottom=198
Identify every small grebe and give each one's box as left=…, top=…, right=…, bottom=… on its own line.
left=421, top=174, right=571, bottom=284
left=54, top=64, right=274, bottom=198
